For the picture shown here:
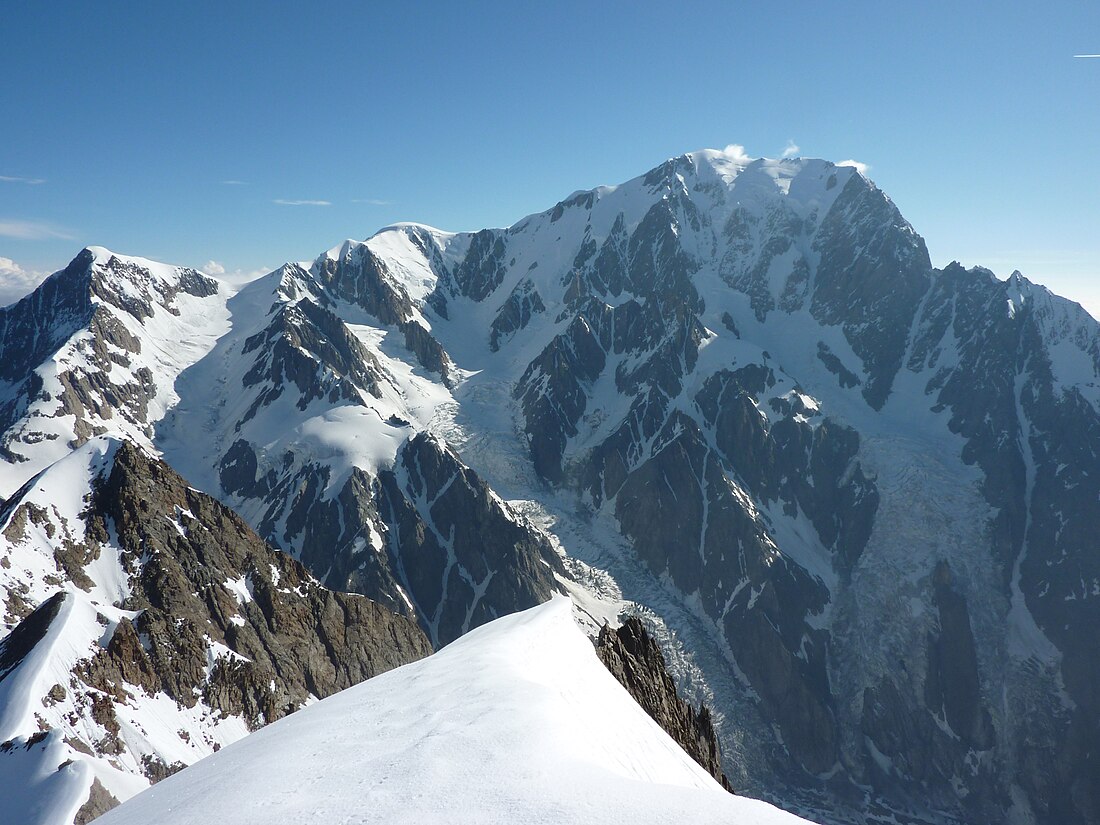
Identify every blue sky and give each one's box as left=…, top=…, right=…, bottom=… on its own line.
left=2, top=1, right=1098, bottom=313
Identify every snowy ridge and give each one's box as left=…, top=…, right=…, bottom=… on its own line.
left=0, top=436, right=432, bottom=824
left=0, top=438, right=133, bottom=628
left=98, top=598, right=812, bottom=825
left=0, top=440, right=267, bottom=820
left=0, top=248, right=230, bottom=498
left=0, top=589, right=249, bottom=825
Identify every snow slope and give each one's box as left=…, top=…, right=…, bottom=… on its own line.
left=99, top=597, right=812, bottom=825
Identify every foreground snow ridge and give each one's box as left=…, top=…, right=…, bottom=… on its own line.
left=99, top=597, right=810, bottom=824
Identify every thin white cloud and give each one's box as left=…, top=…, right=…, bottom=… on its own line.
left=351, top=198, right=392, bottom=206
left=0, top=219, right=75, bottom=240
left=1073, top=54, right=1100, bottom=58
left=780, top=140, right=800, bottom=159
left=220, top=180, right=249, bottom=186
left=722, top=144, right=753, bottom=163
left=197, top=260, right=270, bottom=286
left=837, top=159, right=871, bottom=175
left=225, top=267, right=271, bottom=286
left=273, top=199, right=331, bottom=206
left=0, top=257, right=51, bottom=306
left=0, top=175, right=46, bottom=185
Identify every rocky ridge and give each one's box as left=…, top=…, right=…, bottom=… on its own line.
left=0, top=438, right=430, bottom=824
left=0, top=248, right=226, bottom=491
left=596, top=617, right=731, bottom=790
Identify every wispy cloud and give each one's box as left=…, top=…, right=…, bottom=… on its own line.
left=780, top=140, right=800, bottom=159
left=220, top=179, right=249, bottom=186
left=837, top=159, right=871, bottom=175
left=722, top=144, right=753, bottom=163
left=1073, top=54, right=1100, bottom=58
left=351, top=198, right=392, bottom=206
left=0, top=256, right=51, bottom=306
left=200, top=260, right=270, bottom=286
left=273, top=199, right=331, bottom=206
left=0, top=175, right=46, bottom=185
left=0, top=219, right=75, bottom=240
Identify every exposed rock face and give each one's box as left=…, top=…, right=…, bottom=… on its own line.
left=924, top=561, right=993, bottom=751
left=596, top=618, right=731, bottom=790
left=490, top=277, right=545, bottom=352
left=377, top=433, right=565, bottom=646
left=313, top=240, right=453, bottom=383
left=90, top=442, right=432, bottom=714
left=74, top=778, right=119, bottom=825
left=0, top=438, right=431, bottom=822
left=240, top=296, right=386, bottom=417
left=808, top=173, right=932, bottom=410
left=215, top=399, right=565, bottom=650
left=0, top=588, right=65, bottom=674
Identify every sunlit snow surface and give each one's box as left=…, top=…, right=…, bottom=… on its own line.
left=98, top=598, right=812, bottom=825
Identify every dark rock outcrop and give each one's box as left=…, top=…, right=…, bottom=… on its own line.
left=490, top=278, right=545, bottom=351
left=0, top=438, right=433, bottom=818
left=925, top=561, right=993, bottom=750
left=596, top=618, right=731, bottom=790
left=0, top=591, right=65, bottom=679
left=74, top=777, right=119, bottom=825
left=83, top=441, right=433, bottom=726
left=377, top=432, right=566, bottom=646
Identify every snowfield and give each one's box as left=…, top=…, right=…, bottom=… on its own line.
left=97, top=597, right=813, bottom=825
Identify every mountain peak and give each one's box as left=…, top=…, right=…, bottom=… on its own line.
left=0, top=248, right=229, bottom=495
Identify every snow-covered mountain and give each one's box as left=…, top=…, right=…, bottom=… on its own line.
left=0, top=247, right=565, bottom=648
left=0, top=248, right=228, bottom=490
left=95, top=597, right=809, bottom=825
left=0, top=438, right=430, bottom=824
left=155, top=248, right=565, bottom=645
left=2, top=146, right=1099, bottom=824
